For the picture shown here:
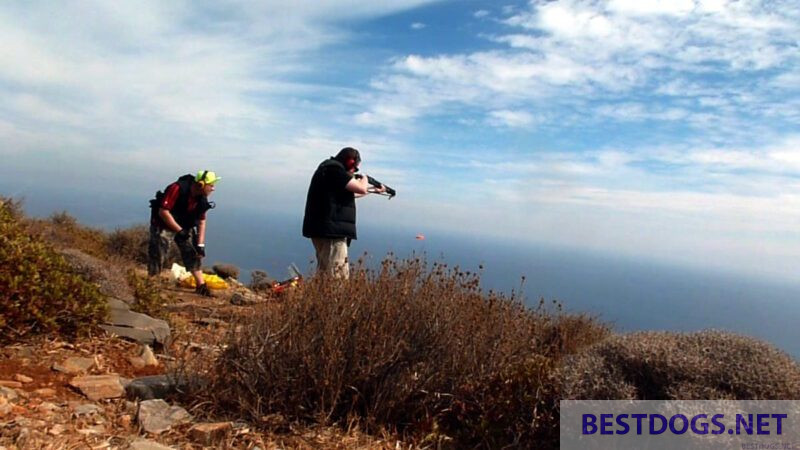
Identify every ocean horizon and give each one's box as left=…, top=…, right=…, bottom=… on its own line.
left=6, top=187, right=800, bottom=359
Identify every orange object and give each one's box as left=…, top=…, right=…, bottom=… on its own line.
left=272, top=276, right=301, bottom=294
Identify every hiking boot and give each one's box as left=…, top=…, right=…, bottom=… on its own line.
left=195, top=283, right=214, bottom=298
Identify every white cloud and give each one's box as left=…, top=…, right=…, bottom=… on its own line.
left=0, top=1, right=444, bottom=138
left=596, top=103, right=690, bottom=122
left=474, top=9, right=489, bottom=18
left=607, top=0, right=696, bottom=16
left=0, top=0, right=445, bottom=213
left=355, top=0, right=799, bottom=132
left=411, top=22, right=426, bottom=30
left=487, top=109, right=537, bottom=128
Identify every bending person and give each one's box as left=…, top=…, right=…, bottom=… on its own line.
left=148, top=170, right=220, bottom=296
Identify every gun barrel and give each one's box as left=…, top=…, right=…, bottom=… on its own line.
left=366, top=176, right=396, bottom=198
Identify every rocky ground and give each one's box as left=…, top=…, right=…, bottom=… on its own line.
left=0, top=278, right=397, bottom=449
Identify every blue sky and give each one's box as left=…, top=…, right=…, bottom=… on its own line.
left=1, top=0, right=799, bottom=282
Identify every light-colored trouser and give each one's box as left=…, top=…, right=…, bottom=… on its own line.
left=311, top=237, right=349, bottom=279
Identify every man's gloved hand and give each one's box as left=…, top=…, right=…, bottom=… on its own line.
left=174, top=228, right=191, bottom=243
left=195, top=244, right=206, bottom=257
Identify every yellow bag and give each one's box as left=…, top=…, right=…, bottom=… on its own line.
left=179, top=273, right=229, bottom=290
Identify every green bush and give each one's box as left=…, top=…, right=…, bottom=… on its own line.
left=127, top=269, right=168, bottom=318
left=197, top=257, right=608, bottom=447
left=0, top=197, right=108, bottom=341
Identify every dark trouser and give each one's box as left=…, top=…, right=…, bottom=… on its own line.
left=148, top=225, right=200, bottom=275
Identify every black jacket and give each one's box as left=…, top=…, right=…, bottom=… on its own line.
left=302, top=158, right=357, bottom=239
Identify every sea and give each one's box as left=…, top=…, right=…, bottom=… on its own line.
left=5, top=186, right=800, bottom=359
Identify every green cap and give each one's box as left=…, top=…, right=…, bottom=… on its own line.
left=196, top=170, right=221, bottom=185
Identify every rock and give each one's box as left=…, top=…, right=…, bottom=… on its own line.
left=48, top=424, right=66, bottom=435
left=0, top=400, right=11, bottom=416
left=137, top=399, right=192, bottom=434
left=128, top=356, right=146, bottom=369
left=14, top=427, right=31, bottom=447
left=230, top=292, right=263, bottom=306
left=16, top=417, right=47, bottom=428
left=188, top=422, right=232, bottom=446
left=59, top=248, right=136, bottom=303
left=120, top=414, right=132, bottom=428
left=13, top=389, right=29, bottom=399
left=69, top=375, right=125, bottom=401
left=101, top=299, right=170, bottom=346
left=76, top=424, right=105, bottom=435
left=212, top=263, right=240, bottom=280
left=33, top=388, right=56, bottom=397
left=53, top=356, right=95, bottom=374
left=15, top=345, right=35, bottom=358
left=72, top=403, right=103, bottom=417
left=13, top=374, right=32, bottom=384
left=129, top=438, right=175, bottom=450
left=0, top=380, right=22, bottom=389
left=126, top=375, right=181, bottom=400
left=0, top=386, right=18, bottom=401
left=37, top=402, right=59, bottom=414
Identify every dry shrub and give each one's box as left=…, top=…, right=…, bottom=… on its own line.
left=213, top=263, right=241, bottom=280
left=25, top=210, right=110, bottom=258
left=108, top=224, right=149, bottom=263
left=249, top=270, right=275, bottom=291
left=562, top=330, right=800, bottom=400
left=0, top=196, right=24, bottom=219
left=199, top=257, right=608, bottom=448
left=0, top=197, right=108, bottom=341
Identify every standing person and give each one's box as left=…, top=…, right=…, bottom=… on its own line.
left=303, top=147, right=385, bottom=279
left=148, top=170, right=220, bottom=296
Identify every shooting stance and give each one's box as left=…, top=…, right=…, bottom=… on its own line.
left=303, top=147, right=391, bottom=279
left=148, top=170, right=220, bottom=297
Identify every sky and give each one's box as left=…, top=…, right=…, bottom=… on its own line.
left=1, top=0, right=799, bottom=283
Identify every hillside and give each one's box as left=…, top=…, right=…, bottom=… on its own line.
left=2, top=197, right=799, bottom=449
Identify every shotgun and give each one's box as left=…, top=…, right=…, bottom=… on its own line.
left=356, top=174, right=396, bottom=198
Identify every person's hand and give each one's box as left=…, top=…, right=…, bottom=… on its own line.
left=195, top=243, right=206, bottom=257
left=374, top=183, right=387, bottom=194
left=174, top=228, right=190, bottom=243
